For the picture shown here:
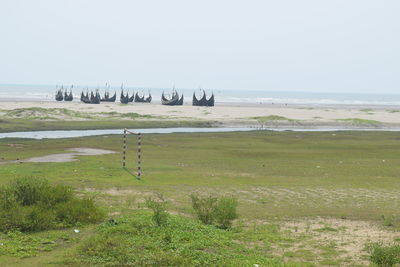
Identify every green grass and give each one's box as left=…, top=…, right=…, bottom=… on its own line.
left=336, top=118, right=382, bottom=126
left=1, top=131, right=400, bottom=265
left=1, top=131, right=400, bottom=220
left=63, top=211, right=304, bottom=267
left=253, top=115, right=299, bottom=123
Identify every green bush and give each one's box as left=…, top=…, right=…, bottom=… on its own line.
left=10, top=177, right=49, bottom=206
left=0, top=177, right=104, bottom=232
left=0, top=204, right=56, bottom=232
left=190, top=194, right=218, bottom=225
left=55, top=197, right=105, bottom=226
left=190, top=194, right=238, bottom=229
left=366, top=242, right=400, bottom=267
left=6, top=177, right=73, bottom=207
left=22, top=205, right=56, bottom=232
left=214, top=197, right=238, bottom=229
left=0, top=186, right=19, bottom=210
left=145, top=194, right=168, bottom=226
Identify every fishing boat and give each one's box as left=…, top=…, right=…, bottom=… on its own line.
left=192, top=89, right=214, bottom=106
left=134, top=91, right=152, bottom=103
left=64, top=85, right=73, bottom=101
left=55, top=85, right=63, bottom=101
left=162, top=86, right=183, bottom=106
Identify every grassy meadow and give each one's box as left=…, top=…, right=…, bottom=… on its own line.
left=1, top=131, right=400, bottom=266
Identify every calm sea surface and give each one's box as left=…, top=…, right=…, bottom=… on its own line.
left=1, top=84, right=400, bottom=106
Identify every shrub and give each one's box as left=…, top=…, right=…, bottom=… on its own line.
left=0, top=186, right=19, bottom=210
left=5, top=177, right=73, bottom=207
left=0, top=204, right=26, bottom=232
left=0, top=204, right=56, bottom=232
left=55, top=197, right=105, bottom=226
left=214, top=197, right=238, bottom=229
left=190, top=194, right=218, bottom=225
left=9, top=177, right=49, bottom=206
left=382, top=215, right=396, bottom=227
left=366, top=242, right=400, bottom=267
left=21, top=205, right=56, bottom=232
left=145, top=194, right=168, bottom=226
left=191, top=194, right=238, bottom=229
left=0, top=177, right=104, bottom=232
left=42, top=184, right=74, bottom=206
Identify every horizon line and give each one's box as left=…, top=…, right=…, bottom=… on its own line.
left=0, top=82, right=399, bottom=96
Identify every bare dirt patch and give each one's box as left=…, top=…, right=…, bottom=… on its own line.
left=7, top=143, right=24, bottom=148
left=280, top=217, right=400, bottom=265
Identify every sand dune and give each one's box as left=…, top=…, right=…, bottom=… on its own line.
left=1, top=101, right=400, bottom=128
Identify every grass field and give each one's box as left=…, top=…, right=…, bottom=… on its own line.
left=1, top=131, right=400, bottom=266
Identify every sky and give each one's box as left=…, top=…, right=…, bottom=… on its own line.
left=0, top=0, right=399, bottom=94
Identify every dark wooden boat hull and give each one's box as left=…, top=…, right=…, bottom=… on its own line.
left=192, top=91, right=214, bottom=106
left=161, top=92, right=182, bottom=105
left=135, top=92, right=152, bottom=103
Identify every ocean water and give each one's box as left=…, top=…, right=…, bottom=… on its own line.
left=1, top=84, right=400, bottom=106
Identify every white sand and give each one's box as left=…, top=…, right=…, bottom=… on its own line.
left=0, top=101, right=399, bottom=127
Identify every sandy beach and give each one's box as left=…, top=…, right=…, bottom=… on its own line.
left=1, top=100, right=400, bottom=129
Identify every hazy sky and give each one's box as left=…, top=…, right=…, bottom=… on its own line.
left=0, top=0, right=399, bottom=93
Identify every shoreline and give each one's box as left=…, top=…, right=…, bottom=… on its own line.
left=2, top=98, right=400, bottom=109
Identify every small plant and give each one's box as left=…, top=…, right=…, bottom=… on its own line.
left=382, top=215, right=395, bottom=227
left=145, top=193, right=168, bottom=226
left=213, top=196, right=238, bottom=229
left=190, top=194, right=238, bottom=229
left=366, top=242, right=400, bottom=267
left=190, top=194, right=218, bottom=225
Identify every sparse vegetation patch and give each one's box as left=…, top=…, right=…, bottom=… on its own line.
left=191, top=194, right=238, bottom=229
left=0, top=177, right=104, bottom=232
left=336, top=118, right=382, bottom=126
left=66, top=211, right=288, bottom=267
left=253, top=115, right=299, bottom=123
left=366, top=242, right=400, bottom=267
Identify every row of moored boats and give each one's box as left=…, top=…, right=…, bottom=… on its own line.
left=55, top=86, right=214, bottom=106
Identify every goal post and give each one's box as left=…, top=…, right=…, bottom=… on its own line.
left=122, top=128, right=142, bottom=179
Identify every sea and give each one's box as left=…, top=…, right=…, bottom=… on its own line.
left=1, top=84, right=400, bottom=107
